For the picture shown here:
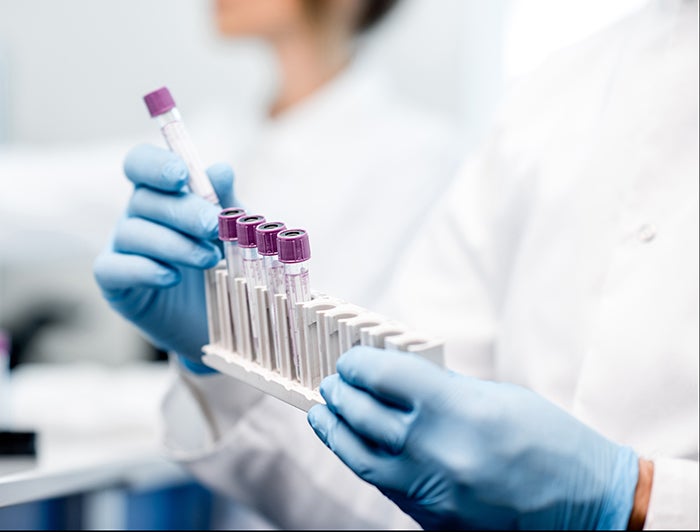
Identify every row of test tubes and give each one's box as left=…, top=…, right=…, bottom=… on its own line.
left=205, top=209, right=313, bottom=383
left=203, top=208, right=444, bottom=397
left=141, top=86, right=442, bottom=407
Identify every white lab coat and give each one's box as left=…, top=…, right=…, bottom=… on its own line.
left=163, top=2, right=698, bottom=530
left=383, top=1, right=698, bottom=529
left=161, top=57, right=461, bottom=529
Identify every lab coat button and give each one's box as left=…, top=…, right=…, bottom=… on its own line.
left=637, top=224, right=656, bottom=243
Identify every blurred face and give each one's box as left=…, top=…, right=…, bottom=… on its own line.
left=214, top=0, right=309, bottom=39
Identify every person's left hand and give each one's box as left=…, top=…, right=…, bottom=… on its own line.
left=308, top=347, right=640, bottom=530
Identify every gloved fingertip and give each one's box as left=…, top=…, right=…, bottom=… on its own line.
left=162, top=159, right=188, bottom=188
left=319, top=374, right=340, bottom=404
left=335, top=354, right=355, bottom=379
left=207, top=162, right=235, bottom=207
left=335, top=356, right=348, bottom=375
left=157, top=267, right=180, bottom=286
left=207, top=161, right=233, bottom=181
left=199, top=207, right=221, bottom=239
left=307, top=404, right=321, bottom=425
left=337, top=345, right=363, bottom=369
left=207, top=223, right=220, bottom=240
left=336, top=345, right=385, bottom=379
left=198, top=245, right=222, bottom=268
left=307, top=405, right=329, bottom=443
left=212, top=244, right=223, bottom=263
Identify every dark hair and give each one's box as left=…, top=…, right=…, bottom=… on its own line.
left=355, top=0, right=400, bottom=33
left=303, top=0, right=400, bottom=34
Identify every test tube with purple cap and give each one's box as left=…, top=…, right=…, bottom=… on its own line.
left=144, top=86, right=223, bottom=347
left=218, top=208, right=247, bottom=279
left=237, top=215, right=267, bottom=361
left=278, top=229, right=312, bottom=381
left=256, top=222, right=287, bottom=371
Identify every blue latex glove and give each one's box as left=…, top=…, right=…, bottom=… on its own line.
left=308, top=347, right=639, bottom=530
left=93, top=144, right=236, bottom=373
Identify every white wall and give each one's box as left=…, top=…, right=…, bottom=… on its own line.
left=0, top=0, right=508, bottom=147
left=0, top=0, right=652, bottom=145
left=0, top=0, right=270, bottom=144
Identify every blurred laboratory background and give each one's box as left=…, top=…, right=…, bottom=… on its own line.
left=0, top=0, right=510, bottom=368
left=0, top=0, right=647, bottom=529
left=0, top=0, right=647, bottom=365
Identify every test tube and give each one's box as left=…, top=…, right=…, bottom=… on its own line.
left=236, top=215, right=267, bottom=361
left=256, top=222, right=287, bottom=372
left=278, top=229, right=312, bottom=381
left=143, top=87, right=219, bottom=205
left=218, top=207, right=247, bottom=279
left=218, top=207, right=247, bottom=355
left=143, top=87, right=221, bottom=348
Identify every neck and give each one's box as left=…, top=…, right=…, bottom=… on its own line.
left=269, top=27, right=353, bottom=117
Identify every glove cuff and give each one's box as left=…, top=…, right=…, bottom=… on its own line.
left=177, top=353, right=219, bottom=375
left=597, top=445, right=639, bottom=530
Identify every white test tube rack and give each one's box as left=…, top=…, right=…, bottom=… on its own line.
left=201, top=261, right=445, bottom=411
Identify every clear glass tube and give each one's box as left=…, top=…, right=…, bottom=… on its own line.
left=284, top=260, right=312, bottom=381
left=264, top=255, right=285, bottom=297
left=264, top=254, right=285, bottom=371
left=155, top=109, right=219, bottom=206
left=224, top=240, right=243, bottom=279
left=242, top=246, right=266, bottom=361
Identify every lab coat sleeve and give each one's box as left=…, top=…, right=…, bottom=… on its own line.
left=161, top=360, right=420, bottom=530
left=644, top=457, right=699, bottom=530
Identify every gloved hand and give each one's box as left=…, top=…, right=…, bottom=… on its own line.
left=93, top=144, right=236, bottom=372
left=308, top=347, right=640, bottom=530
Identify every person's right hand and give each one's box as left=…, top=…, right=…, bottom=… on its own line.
left=93, top=144, right=236, bottom=372
left=308, top=347, right=641, bottom=530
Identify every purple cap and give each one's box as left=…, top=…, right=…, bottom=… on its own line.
left=236, top=215, right=266, bottom=247
left=278, top=229, right=311, bottom=263
left=218, top=208, right=246, bottom=241
left=256, top=222, right=287, bottom=255
left=144, top=87, right=176, bottom=117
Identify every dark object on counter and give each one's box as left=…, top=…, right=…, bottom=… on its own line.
left=1, top=301, right=78, bottom=369
left=0, top=430, right=37, bottom=456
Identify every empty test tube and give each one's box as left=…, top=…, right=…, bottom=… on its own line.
left=256, top=222, right=287, bottom=371
left=237, top=215, right=267, bottom=361
left=278, top=229, right=312, bottom=381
